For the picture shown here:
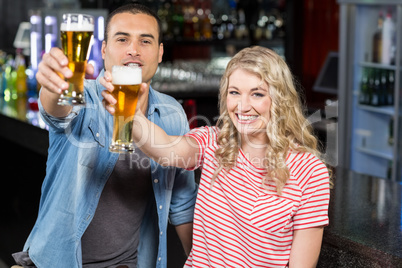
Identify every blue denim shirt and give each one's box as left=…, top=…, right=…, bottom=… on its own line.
left=23, top=70, right=198, bottom=268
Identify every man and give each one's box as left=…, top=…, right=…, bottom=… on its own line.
left=12, top=3, right=197, bottom=268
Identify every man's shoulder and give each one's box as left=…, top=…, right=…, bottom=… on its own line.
left=84, top=78, right=99, bottom=95
left=150, top=88, right=181, bottom=105
left=149, top=88, right=185, bottom=115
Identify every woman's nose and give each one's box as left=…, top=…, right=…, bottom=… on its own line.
left=238, top=96, right=252, bottom=112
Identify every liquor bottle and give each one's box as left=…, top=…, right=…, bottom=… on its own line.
left=381, top=11, right=395, bottom=65
left=367, top=68, right=374, bottom=105
left=15, top=50, right=28, bottom=121
left=371, top=68, right=380, bottom=106
left=372, top=12, right=383, bottom=63
left=172, top=2, right=184, bottom=39
left=15, top=50, right=27, bottom=95
left=254, top=10, right=267, bottom=41
left=387, top=160, right=392, bottom=179
left=388, top=116, right=393, bottom=146
left=3, top=55, right=17, bottom=117
left=387, top=70, right=394, bottom=106
left=235, top=9, right=248, bottom=40
left=201, top=9, right=213, bottom=40
left=380, top=69, right=387, bottom=106
left=158, top=1, right=173, bottom=40
left=0, top=50, right=6, bottom=110
left=359, top=67, right=369, bottom=105
left=183, top=3, right=195, bottom=39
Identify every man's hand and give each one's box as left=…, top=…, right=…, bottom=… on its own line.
left=36, top=47, right=94, bottom=118
left=36, top=47, right=72, bottom=95
left=36, top=47, right=95, bottom=94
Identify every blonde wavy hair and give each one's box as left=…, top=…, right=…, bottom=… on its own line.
left=214, top=46, right=326, bottom=195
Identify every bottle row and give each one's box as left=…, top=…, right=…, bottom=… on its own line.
left=359, top=67, right=395, bottom=107
left=0, top=49, right=40, bottom=124
left=371, top=9, right=396, bottom=65
left=156, top=0, right=285, bottom=42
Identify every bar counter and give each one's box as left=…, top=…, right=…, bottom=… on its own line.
left=318, top=168, right=402, bottom=267
left=1, top=113, right=401, bottom=267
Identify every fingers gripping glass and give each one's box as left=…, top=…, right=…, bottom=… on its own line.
left=109, top=65, right=142, bottom=154
left=58, top=13, right=94, bottom=106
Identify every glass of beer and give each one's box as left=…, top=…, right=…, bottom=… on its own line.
left=58, top=13, right=94, bottom=106
left=109, top=65, right=142, bottom=154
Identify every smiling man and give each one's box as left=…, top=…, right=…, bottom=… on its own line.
left=12, top=3, right=197, bottom=268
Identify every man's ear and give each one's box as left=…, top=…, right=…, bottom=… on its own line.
left=158, top=43, right=164, bottom=63
left=101, top=40, right=106, bottom=60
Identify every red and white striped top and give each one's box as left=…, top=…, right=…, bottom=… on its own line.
left=184, top=126, right=330, bottom=268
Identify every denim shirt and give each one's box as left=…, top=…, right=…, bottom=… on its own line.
left=23, top=70, right=198, bottom=268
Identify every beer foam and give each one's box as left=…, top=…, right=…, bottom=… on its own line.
left=60, top=22, right=94, bottom=32
left=112, top=66, right=142, bottom=85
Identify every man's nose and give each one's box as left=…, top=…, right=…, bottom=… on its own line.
left=127, top=44, right=139, bottom=56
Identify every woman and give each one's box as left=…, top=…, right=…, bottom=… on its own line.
left=102, top=46, right=331, bottom=267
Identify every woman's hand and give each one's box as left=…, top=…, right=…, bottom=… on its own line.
left=100, top=70, right=116, bottom=114
left=100, top=70, right=148, bottom=116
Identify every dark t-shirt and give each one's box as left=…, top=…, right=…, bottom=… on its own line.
left=81, top=148, right=152, bottom=268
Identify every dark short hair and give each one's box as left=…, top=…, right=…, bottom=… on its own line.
left=104, top=3, right=163, bottom=44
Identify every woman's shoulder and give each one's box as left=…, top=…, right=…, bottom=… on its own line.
left=286, top=151, right=328, bottom=181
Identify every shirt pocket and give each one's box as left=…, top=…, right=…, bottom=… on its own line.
left=249, top=194, right=297, bottom=234
left=78, top=118, right=104, bottom=168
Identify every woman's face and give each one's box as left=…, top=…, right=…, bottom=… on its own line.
left=226, top=68, right=272, bottom=144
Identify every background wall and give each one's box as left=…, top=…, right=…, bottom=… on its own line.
left=302, top=0, right=339, bottom=108
left=0, top=0, right=44, bottom=54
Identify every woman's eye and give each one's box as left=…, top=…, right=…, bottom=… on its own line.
left=229, top=91, right=239, bottom=95
left=253, top=92, right=265, bottom=97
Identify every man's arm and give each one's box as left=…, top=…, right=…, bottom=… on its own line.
left=288, top=227, right=324, bottom=268
left=175, top=222, right=193, bottom=256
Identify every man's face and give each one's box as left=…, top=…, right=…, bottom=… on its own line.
left=101, top=12, right=163, bottom=84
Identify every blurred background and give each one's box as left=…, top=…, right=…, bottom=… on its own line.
left=0, top=0, right=401, bottom=267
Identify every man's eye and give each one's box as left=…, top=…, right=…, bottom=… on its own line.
left=117, top=38, right=126, bottom=42
left=142, top=39, right=152, bottom=44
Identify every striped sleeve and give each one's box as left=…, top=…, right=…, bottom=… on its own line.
left=184, top=126, right=212, bottom=170
left=292, top=160, right=330, bottom=230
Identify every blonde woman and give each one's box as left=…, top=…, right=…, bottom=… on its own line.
left=102, top=46, right=331, bottom=267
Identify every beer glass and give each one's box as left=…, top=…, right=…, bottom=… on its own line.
left=58, top=13, right=94, bottom=106
left=109, top=65, right=142, bottom=154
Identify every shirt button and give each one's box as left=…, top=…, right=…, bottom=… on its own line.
left=159, top=205, right=163, bottom=210
left=96, top=133, right=100, bottom=137
left=158, top=257, right=162, bottom=261
left=160, top=231, right=163, bottom=235
left=154, top=179, right=159, bottom=183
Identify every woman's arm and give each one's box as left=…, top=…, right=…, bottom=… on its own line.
left=288, top=227, right=324, bottom=268
left=101, top=74, right=199, bottom=168
left=175, top=222, right=193, bottom=256
left=132, top=111, right=199, bottom=168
